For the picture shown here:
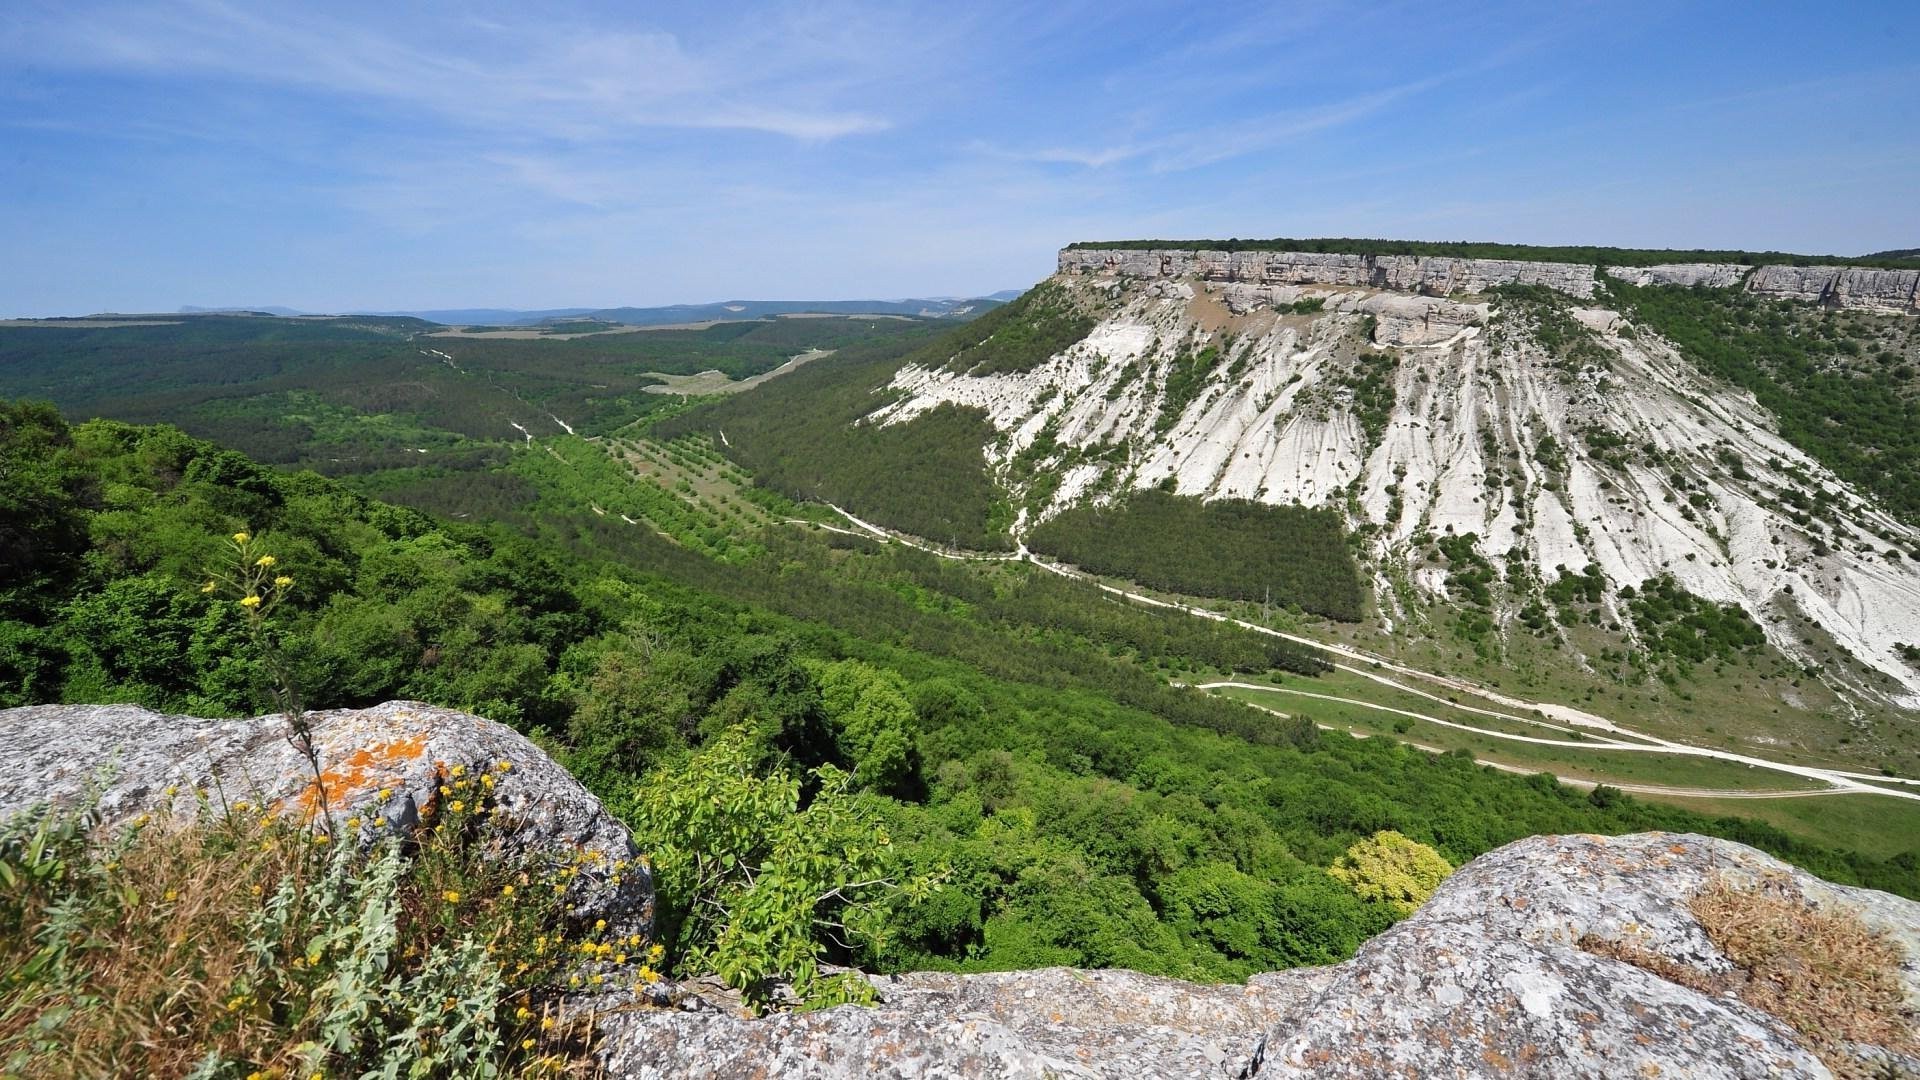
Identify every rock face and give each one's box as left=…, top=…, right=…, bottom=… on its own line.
left=1745, top=264, right=1920, bottom=314
left=1058, top=248, right=1598, bottom=299
left=600, top=832, right=1917, bottom=1079
left=1061, top=248, right=1920, bottom=314
left=1604, top=262, right=1754, bottom=288
left=0, top=700, right=651, bottom=933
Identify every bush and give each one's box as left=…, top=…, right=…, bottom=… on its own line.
left=1327, top=830, right=1455, bottom=918
left=0, top=772, right=632, bottom=1078
left=617, top=728, right=943, bottom=1013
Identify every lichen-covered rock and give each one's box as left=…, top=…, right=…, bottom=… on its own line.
left=597, top=967, right=1330, bottom=1079
left=1257, top=832, right=1916, bottom=1079
left=596, top=833, right=1916, bottom=1078
left=0, top=700, right=651, bottom=934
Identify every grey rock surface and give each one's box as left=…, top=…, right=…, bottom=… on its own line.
left=1605, top=263, right=1754, bottom=288
left=1062, top=248, right=1920, bottom=314
left=1745, top=264, right=1920, bottom=313
left=598, top=966, right=1331, bottom=1079
left=1058, top=248, right=1597, bottom=298
left=0, top=700, right=651, bottom=933
left=599, top=832, right=1917, bottom=1079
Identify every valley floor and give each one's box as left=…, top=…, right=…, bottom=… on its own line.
left=795, top=494, right=1920, bottom=850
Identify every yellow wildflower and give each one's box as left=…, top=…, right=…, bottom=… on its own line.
left=594, top=919, right=607, bottom=932
left=201, top=581, right=217, bottom=593
left=541, top=1017, right=556, bottom=1031
left=501, top=884, right=515, bottom=897
left=163, top=888, right=177, bottom=902
left=239, top=595, right=263, bottom=609
left=254, top=554, right=276, bottom=568
left=346, top=817, right=361, bottom=829
left=443, top=889, right=461, bottom=904
left=450, top=764, right=466, bottom=778
left=637, top=966, right=660, bottom=985
left=449, top=799, right=465, bottom=813
left=274, top=575, right=293, bottom=589
left=515, top=1006, right=532, bottom=1021
left=232, top=531, right=250, bottom=544
left=521, top=1038, right=536, bottom=1051
left=312, top=833, right=330, bottom=845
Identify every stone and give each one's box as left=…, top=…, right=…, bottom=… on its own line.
left=1605, top=263, right=1753, bottom=288
left=0, top=700, right=652, bottom=934
left=595, top=832, right=1917, bottom=1078
left=1744, top=264, right=1920, bottom=314
left=1057, top=248, right=1597, bottom=298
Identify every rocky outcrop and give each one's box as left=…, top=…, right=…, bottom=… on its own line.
left=1604, top=263, right=1753, bottom=288
left=0, top=700, right=651, bottom=933
left=600, top=832, right=1917, bottom=1078
left=1058, top=248, right=1597, bottom=299
left=1745, top=264, right=1920, bottom=314
left=1061, top=248, right=1920, bottom=314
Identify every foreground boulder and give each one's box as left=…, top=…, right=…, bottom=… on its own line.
left=0, top=700, right=651, bottom=934
left=603, top=833, right=1917, bottom=1079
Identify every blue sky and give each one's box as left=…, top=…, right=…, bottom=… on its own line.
left=2, top=0, right=1917, bottom=314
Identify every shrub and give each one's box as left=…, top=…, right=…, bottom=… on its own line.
left=1327, top=830, right=1454, bottom=918
left=617, top=727, right=942, bottom=1013
left=0, top=770, right=627, bottom=1078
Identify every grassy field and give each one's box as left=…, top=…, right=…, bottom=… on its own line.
left=1214, top=681, right=1831, bottom=793
left=1645, top=792, right=1920, bottom=862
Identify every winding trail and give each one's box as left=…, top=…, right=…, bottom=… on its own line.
left=810, top=503, right=1920, bottom=804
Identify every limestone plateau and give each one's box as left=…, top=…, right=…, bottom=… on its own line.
left=4, top=701, right=1916, bottom=1079
left=879, top=246, right=1920, bottom=704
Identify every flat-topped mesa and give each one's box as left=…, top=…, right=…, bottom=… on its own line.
left=1057, top=247, right=1598, bottom=299
left=1060, top=246, right=1920, bottom=313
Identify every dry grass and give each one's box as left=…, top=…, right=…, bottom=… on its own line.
left=0, top=775, right=643, bottom=1078
left=1583, top=872, right=1917, bottom=1078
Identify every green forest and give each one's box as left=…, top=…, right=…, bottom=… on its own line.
left=0, top=313, right=928, bottom=479
left=1065, top=238, right=1920, bottom=269
left=1027, top=490, right=1368, bottom=621
left=6, top=399, right=1915, bottom=1004
left=655, top=330, right=1016, bottom=550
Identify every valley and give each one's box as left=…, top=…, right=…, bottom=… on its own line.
left=5, top=240, right=1919, bottom=1014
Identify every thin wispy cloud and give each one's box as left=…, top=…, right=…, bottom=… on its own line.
left=1, top=0, right=1915, bottom=314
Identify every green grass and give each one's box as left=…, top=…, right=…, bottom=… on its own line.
left=1644, top=792, right=1920, bottom=862
left=1213, top=683, right=1828, bottom=794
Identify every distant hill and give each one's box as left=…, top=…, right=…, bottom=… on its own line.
left=1866, top=248, right=1920, bottom=260
left=576, top=296, right=1006, bottom=326
left=174, top=295, right=1015, bottom=326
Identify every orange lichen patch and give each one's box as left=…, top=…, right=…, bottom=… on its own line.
left=296, top=733, right=429, bottom=813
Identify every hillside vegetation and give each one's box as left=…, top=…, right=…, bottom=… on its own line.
left=1609, top=279, right=1920, bottom=525
left=1027, top=491, right=1367, bottom=621
left=5, top=399, right=1914, bottom=1004
left=656, top=329, right=1016, bottom=550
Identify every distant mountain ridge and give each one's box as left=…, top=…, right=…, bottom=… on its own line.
left=177, top=293, right=1018, bottom=326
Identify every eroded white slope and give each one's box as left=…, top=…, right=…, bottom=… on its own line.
left=875, top=277, right=1920, bottom=704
